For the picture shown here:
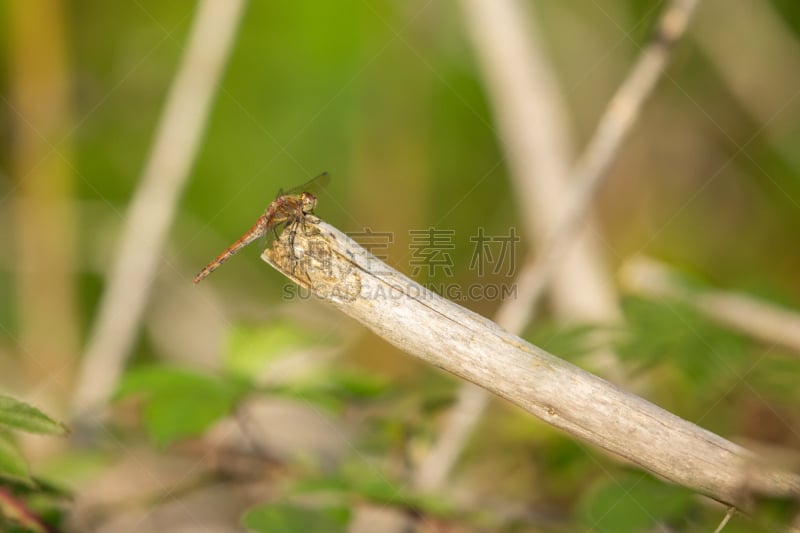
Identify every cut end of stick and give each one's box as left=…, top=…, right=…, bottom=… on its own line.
left=262, top=219, right=363, bottom=304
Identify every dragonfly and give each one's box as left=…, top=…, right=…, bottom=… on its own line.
left=193, top=172, right=330, bottom=284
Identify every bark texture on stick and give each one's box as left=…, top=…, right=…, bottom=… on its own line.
left=263, top=220, right=800, bottom=510
left=415, top=0, right=700, bottom=490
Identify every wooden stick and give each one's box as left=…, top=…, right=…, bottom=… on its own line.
left=263, top=220, right=800, bottom=510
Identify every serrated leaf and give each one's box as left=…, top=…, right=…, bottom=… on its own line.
left=0, top=395, right=67, bottom=436
left=326, top=371, right=388, bottom=399
left=262, top=371, right=387, bottom=414
left=116, top=366, right=217, bottom=397
left=618, top=297, right=748, bottom=383
left=117, top=366, right=245, bottom=446
left=142, top=387, right=235, bottom=447
left=578, top=473, right=694, bottom=533
left=290, top=476, right=352, bottom=495
left=39, top=449, right=111, bottom=491
left=0, top=430, right=33, bottom=487
left=266, top=383, right=345, bottom=413
left=291, top=464, right=451, bottom=518
left=242, top=503, right=350, bottom=533
left=224, top=322, right=327, bottom=380
left=527, top=321, right=606, bottom=361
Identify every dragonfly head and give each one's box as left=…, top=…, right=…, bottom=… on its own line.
left=300, top=191, right=318, bottom=214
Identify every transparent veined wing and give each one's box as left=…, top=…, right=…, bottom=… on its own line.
left=278, top=172, right=330, bottom=197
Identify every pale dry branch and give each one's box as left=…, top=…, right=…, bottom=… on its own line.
left=263, top=220, right=800, bottom=510
left=621, top=256, right=800, bottom=357
left=459, top=0, right=619, bottom=324
left=712, top=507, right=736, bottom=533
left=506, top=0, right=700, bottom=329
left=416, top=0, right=700, bottom=493
left=72, top=0, right=247, bottom=417
left=9, top=0, right=80, bottom=405
left=412, top=382, right=488, bottom=492
left=693, top=0, right=800, bottom=146
left=416, top=0, right=625, bottom=496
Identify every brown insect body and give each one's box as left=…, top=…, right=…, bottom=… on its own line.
left=193, top=174, right=327, bottom=284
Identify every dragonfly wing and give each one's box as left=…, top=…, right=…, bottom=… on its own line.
left=278, top=172, right=331, bottom=197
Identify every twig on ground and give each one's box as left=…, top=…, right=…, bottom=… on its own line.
left=712, top=507, right=736, bottom=533
left=263, top=220, right=800, bottom=510
left=71, top=0, right=247, bottom=417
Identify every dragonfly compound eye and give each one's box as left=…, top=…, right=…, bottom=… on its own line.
left=302, top=192, right=318, bottom=214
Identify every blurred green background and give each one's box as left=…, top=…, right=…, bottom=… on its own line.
left=1, top=0, right=799, bottom=531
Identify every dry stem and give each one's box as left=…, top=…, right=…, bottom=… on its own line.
left=417, top=0, right=701, bottom=494
left=72, top=0, right=246, bottom=417
left=263, top=220, right=800, bottom=510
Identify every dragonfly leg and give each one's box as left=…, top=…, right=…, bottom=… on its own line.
left=288, top=254, right=313, bottom=288
left=286, top=217, right=309, bottom=260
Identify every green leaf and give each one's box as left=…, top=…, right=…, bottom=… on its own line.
left=291, top=464, right=452, bottom=518
left=38, top=449, right=111, bottom=490
left=0, top=395, right=68, bottom=436
left=264, top=383, right=345, bottom=413
left=224, top=322, right=329, bottom=380
left=578, top=473, right=695, bottom=533
left=618, top=297, right=749, bottom=393
left=527, top=321, right=606, bottom=362
left=0, top=430, right=33, bottom=487
left=325, top=371, right=388, bottom=399
left=116, top=366, right=245, bottom=446
left=257, top=371, right=388, bottom=415
left=242, top=503, right=350, bottom=533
